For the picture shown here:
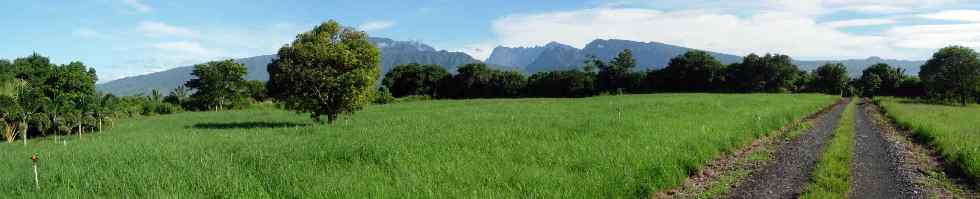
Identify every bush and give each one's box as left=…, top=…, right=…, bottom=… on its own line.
left=373, top=86, right=396, bottom=104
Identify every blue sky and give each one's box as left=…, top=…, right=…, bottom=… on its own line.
left=2, top=0, right=980, bottom=83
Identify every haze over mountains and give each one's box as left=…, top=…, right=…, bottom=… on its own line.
left=97, top=37, right=925, bottom=96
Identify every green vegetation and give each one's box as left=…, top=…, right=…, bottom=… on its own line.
left=0, top=94, right=835, bottom=198
left=801, top=99, right=856, bottom=198
left=878, top=98, right=980, bottom=182
left=920, top=46, right=980, bottom=106
left=185, top=59, right=249, bottom=111
left=267, top=20, right=381, bottom=123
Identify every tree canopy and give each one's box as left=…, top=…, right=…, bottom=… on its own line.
left=266, top=20, right=381, bottom=123
left=381, top=63, right=449, bottom=98
left=661, top=50, right=725, bottom=91
left=185, top=59, right=248, bottom=111
left=920, top=46, right=980, bottom=106
left=812, top=63, right=848, bottom=95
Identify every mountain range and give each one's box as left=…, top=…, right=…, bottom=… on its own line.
left=97, top=38, right=926, bottom=96
left=97, top=37, right=480, bottom=96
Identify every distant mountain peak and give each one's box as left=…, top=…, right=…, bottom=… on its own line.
left=97, top=37, right=479, bottom=96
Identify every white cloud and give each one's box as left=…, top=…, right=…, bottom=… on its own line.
left=123, top=0, right=152, bottom=13
left=823, top=18, right=897, bottom=28
left=490, top=8, right=908, bottom=59
left=921, top=9, right=980, bottom=22
left=886, top=23, right=980, bottom=49
left=358, top=21, right=396, bottom=32
left=455, top=42, right=498, bottom=61
left=139, top=21, right=198, bottom=38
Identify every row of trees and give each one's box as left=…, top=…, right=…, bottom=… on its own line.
left=379, top=50, right=836, bottom=99
left=378, top=46, right=978, bottom=106
left=0, top=54, right=184, bottom=143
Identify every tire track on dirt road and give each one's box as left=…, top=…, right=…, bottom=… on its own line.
left=849, top=100, right=923, bottom=199
left=726, top=99, right=849, bottom=199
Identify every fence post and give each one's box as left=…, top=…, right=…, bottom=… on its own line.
left=31, top=154, right=39, bottom=190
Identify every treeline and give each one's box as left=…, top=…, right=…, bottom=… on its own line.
left=378, top=46, right=979, bottom=105
left=155, top=60, right=268, bottom=112
left=0, top=53, right=183, bottom=143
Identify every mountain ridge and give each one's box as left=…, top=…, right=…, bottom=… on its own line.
left=98, top=38, right=927, bottom=96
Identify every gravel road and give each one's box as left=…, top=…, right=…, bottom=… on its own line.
left=726, top=99, right=848, bottom=199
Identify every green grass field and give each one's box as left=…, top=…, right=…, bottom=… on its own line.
left=801, top=99, right=855, bottom=198
left=0, top=94, right=836, bottom=198
left=878, top=98, right=980, bottom=181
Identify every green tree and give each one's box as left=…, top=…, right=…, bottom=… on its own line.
left=725, top=53, right=800, bottom=92
left=0, top=95, right=21, bottom=142
left=861, top=74, right=882, bottom=97
left=382, top=63, right=449, bottom=97
left=243, top=80, right=268, bottom=101
left=860, top=63, right=904, bottom=96
left=920, top=46, right=980, bottom=106
left=163, top=86, right=189, bottom=107
left=185, top=59, right=247, bottom=111
left=812, top=63, right=849, bottom=95
left=17, top=87, right=48, bottom=144
left=662, top=50, right=726, bottom=91
left=373, top=86, right=395, bottom=104
left=597, top=49, right=639, bottom=92
left=266, top=20, right=381, bottom=123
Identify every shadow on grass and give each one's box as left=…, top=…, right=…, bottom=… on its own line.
left=189, top=122, right=309, bottom=130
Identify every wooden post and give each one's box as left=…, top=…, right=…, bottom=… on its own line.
left=31, top=154, right=39, bottom=190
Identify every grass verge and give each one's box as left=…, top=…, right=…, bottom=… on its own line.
left=800, top=98, right=856, bottom=198
left=0, top=94, right=837, bottom=198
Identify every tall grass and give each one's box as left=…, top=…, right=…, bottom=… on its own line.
left=878, top=97, right=980, bottom=182
left=801, top=99, right=855, bottom=198
left=0, top=94, right=837, bottom=198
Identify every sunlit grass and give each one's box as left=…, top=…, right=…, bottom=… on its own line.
left=878, top=97, right=980, bottom=182
left=0, top=94, right=836, bottom=198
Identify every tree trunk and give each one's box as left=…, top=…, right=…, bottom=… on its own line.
left=78, top=123, right=82, bottom=140
left=98, top=118, right=102, bottom=132
left=22, top=121, right=27, bottom=146
left=327, top=113, right=338, bottom=124
left=961, top=92, right=968, bottom=106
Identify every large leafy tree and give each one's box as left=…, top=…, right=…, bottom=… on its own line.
left=597, top=49, right=639, bottom=92
left=17, top=87, right=48, bottom=144
left=725, top=53, right=801, bottom=92
left=662, top=50, right=725, bottom=91
left=382, top=63, right=449, bottom=97
left=185, top=59, right=247, bottom=111
left=860, top=63, right=904, bottom=96
left=444, top=63, right=495, bottom=98
left=812, top=63, right=849, bottom=95
left=267, top=20, right=381, bottom=123
left=920, top=46, right=980, bottom=106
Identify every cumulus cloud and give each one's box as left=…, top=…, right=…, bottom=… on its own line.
left=358, top=21, right=396, bottom=32
left=139, top=21, right=198, bottom=38
left=921, top=9, right=980, bottom=22
left=823, top=18, right=897, bottom=28
left=490, top=8, right=906, bottom=59
left=886, top=23, right=980, bottom=49
left=123, top=0, right=152, bottom=13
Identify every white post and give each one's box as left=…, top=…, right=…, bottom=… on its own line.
left=31, top=154, right=39, bottom=190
